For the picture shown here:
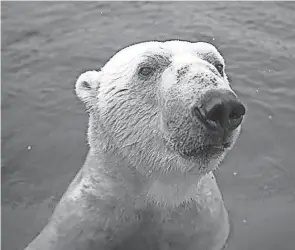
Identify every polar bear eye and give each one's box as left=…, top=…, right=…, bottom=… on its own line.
left=139, top=67, right=154, bottom=77
left=215, top=64, right=224, bottom=76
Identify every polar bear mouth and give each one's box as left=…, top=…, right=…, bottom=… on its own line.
left=163, top=130, right=235, bottom=160
left=173, top=142, right=229, bottom=161
left=196, top=143, right=228, bottom=154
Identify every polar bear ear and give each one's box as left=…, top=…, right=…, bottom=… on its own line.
left=75, top=70, right=101, bottom=104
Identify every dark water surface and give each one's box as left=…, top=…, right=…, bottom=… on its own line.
left=2, top=2, right=295, bottom=250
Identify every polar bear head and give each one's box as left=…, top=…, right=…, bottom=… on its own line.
left=75, top=40, right=246, bottom=176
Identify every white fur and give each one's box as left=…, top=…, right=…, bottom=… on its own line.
left=25, top=41, right=244, bottom=250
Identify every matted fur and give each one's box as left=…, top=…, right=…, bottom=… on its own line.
left=25, top=40, right=244, bottom=250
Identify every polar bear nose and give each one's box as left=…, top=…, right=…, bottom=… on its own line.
left=192, top=90, right=246, bottom=132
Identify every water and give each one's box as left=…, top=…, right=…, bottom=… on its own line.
left=2, top=2, right=295, bottom=250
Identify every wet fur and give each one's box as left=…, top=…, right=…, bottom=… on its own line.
left=24, top=40, right=243, bottom=250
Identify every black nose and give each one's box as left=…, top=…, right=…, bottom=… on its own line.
left=192, top=90, right=246, bottom=132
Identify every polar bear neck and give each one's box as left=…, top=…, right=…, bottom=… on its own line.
left=147, top=173, right=203, bottom=207
left=80, top=145, right=219, bottom=208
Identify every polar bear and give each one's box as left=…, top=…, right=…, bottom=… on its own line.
left=24, top=40, right=246, bottom=250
